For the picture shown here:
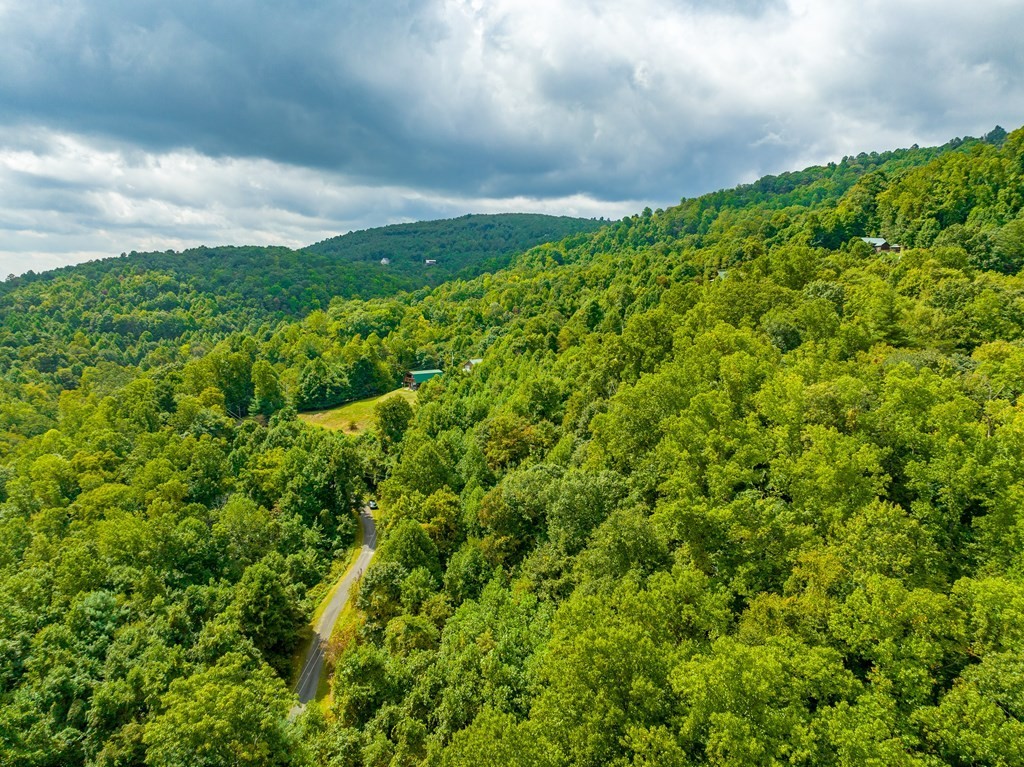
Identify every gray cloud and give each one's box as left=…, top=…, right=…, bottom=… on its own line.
left=0, top=129, right=640, bottom=275
left=1, top=0, right=1023, bottom=274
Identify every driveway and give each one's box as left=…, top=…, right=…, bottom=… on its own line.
left=293, top=505, right=377, bottom=706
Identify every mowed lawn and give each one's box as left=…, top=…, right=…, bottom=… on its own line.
left=298, top=387, right=416, bottom=433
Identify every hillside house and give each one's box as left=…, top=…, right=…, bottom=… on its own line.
left=403, top=369, right=442, bottom=389
left=462, top=358, right=483, bottom=372
left=380, top=257, right=391, bottom=265
left=861, top=237, right=902, bottom=253
left=424, top=259, right=437, bottom=266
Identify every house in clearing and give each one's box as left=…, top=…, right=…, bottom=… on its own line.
left=403, top=369, right=442, bottom=389
left=861, top=237, right=902, bottom=253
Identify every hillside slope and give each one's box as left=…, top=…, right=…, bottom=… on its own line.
left=1, top=126, right=1023, bottom=766
left=0, top=213, right=602, bottom=384
left=305, top=213, right=605, bottom=277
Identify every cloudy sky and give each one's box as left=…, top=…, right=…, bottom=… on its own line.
left=1, top=0, right=1022, bottom=275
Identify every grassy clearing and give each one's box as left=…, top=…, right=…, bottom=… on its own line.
left=298, top=387, right=416, bottom=434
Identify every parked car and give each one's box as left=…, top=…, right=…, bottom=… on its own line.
left=368, top=499, right=378, bottom=510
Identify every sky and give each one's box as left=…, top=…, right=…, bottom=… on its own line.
left=1, top=0, right=1023, bottom=276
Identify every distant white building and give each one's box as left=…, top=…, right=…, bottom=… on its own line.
left=425, top=259, right=437, bottom=266
left=380, top=257, right=391, bottom=265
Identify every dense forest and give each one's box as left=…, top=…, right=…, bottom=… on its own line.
left=0, top=214, right=602, bottom=388
left=304, top=214, right=607, bottom=274
left=1, top=125, right=1023, bottom=766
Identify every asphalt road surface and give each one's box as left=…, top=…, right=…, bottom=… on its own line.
left=293, top=505, right=377, bottom=707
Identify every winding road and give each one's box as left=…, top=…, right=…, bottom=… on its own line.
left=293, top=505, right=377, bottom=707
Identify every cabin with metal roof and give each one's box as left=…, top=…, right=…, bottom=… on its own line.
left=462, top=358, right=484, bottom=373
left=860, top=237, right=901, bottom=253
left=403, top=369, right=442, bottom=389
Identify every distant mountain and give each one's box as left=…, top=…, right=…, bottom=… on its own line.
left=3, top=213, right=604, bottom=311
left=304, top=213, right=605, bottom=278
left=4, top=126, right=1024, bottom=767
left=0, top=214, right=604, bottom=374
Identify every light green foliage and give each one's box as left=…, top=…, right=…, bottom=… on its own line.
left=916, top=652, right=1024, bottom=766
left=443, top=539, right=492, bottom=604
left=4, top=126, right=1024, bottom=766
left=374, top=394, right=414, bottom=450
left=673, top=637, right=860, bottom=766
left=440, top=707, right=558, bottom=767
left=143, top=652, right=294, bottom=767
left=0, top=387, right=356, bottom=765
left=376, top=519, right=441, bottom=580
left=228, top=553, right=306, bottom=676
left=252, top=358, right=285, bottom=416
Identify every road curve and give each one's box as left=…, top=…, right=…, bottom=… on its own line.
left=293, top=505, right=377, bottom=706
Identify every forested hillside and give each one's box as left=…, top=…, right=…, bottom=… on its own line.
left=305, top=214, right=605, bottom=274
left=0, top=214, right=601, bottom=386
left=2, top=126, right=1024, bottom=766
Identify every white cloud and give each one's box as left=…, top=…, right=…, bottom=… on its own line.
left=0, top=0, right=1022, bottom=273
left=0, top=129, right=635, bottom=275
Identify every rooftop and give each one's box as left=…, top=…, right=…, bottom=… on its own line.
left=408, top=369, right=442, bottom=383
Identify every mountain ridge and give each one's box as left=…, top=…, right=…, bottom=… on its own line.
left=2, top=125, right=1024, bottom=766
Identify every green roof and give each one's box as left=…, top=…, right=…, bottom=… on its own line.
left=409, top=369, right=442, bottom=383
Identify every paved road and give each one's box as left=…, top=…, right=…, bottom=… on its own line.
left=293, top=505, right=377, bottom=706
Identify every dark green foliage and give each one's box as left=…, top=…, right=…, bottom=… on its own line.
left=376, top=519, right=441, bottom=580
left=374, top=395, right=414, bottom=452
left=443, top=539, right=492, bottom=605
left=4, top=125, right=1024, bottom=766
left=306, top=124, right=1024, bottom=766
left=143, top=652, right=294, bottom=767
left=0, top=215, right=602, bottom=391
left=251, top=358, right=285, bottom=416
left=296, top=356, right=350, bottom=410
left=306, top=213, right=604, bottom=277
left=0, top=378, right=361, bottom=765
left=229, top=554, right=306, bottom=676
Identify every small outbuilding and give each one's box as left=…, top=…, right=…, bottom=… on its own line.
left=380, top=257, right=391, bottom=265
left=462, top=358, right=483, bottom=373
left=424, top=259, right=437, bottom=266
left=404, top=369, right=442, bottom=389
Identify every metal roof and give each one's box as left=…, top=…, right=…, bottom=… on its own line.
left=861, top=237, right=887, bottom=246
left=409, top=369, right=442, bottom=383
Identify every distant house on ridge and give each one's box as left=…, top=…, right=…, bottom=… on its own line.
left=404, top=369, right=442, bottom=389
left=861, top=237, right=902, bottom=253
